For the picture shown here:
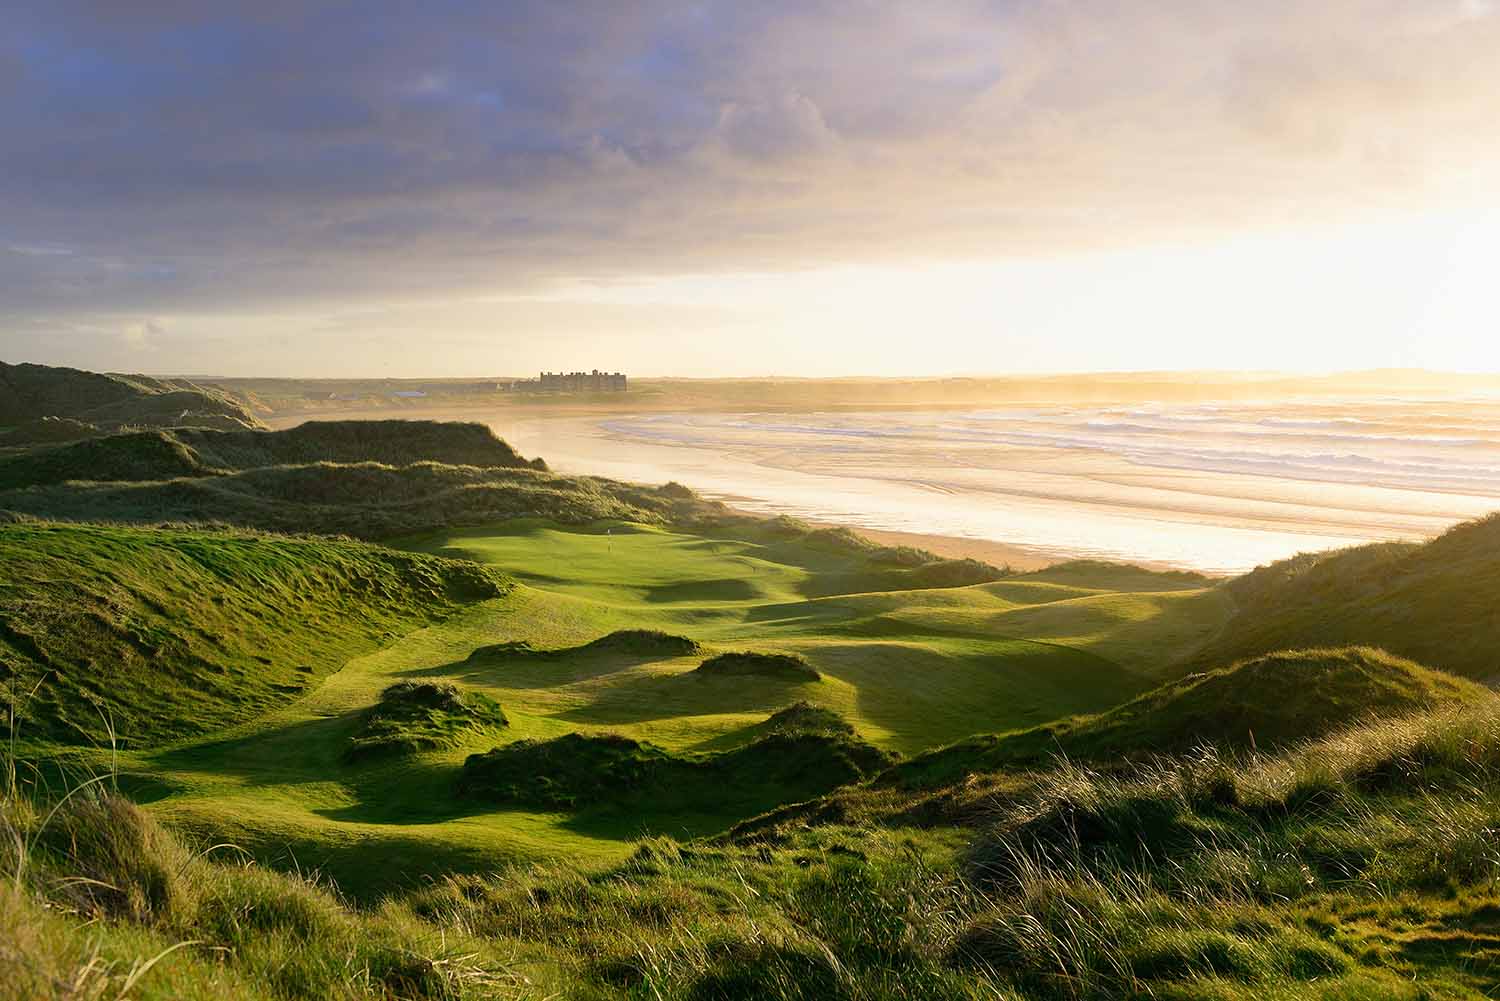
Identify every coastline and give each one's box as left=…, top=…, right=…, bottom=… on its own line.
left=270, top=404, right=1471, bottom=576
left=771, top=516, right=1061, bottom=573
left=839, top=524, right=1059, bottom=572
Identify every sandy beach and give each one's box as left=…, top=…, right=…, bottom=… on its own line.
left=271, top=398, right=1500, bottom=574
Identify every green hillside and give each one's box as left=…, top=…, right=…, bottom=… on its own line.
left=0, top=429, right=211, bottom=488
left=177, top=419, right=542, bottom=470
left=0, top=520, right=509, bottom=746
left=0, top=419, right=540, bottom=489
left=1189, top=513, right=1500, bottom=683
left=4, top=380, right=1496, bottom=998
left=0, top=516, right=1227, bottom=900
left=0, top=461, right=701, bottom=538
left=0, top=360, right=259, bottom=430
left=887, top=646, right=1493, bottom=788
left=458, top=721, right=893, bottom=818
left=9, top=685, right=1500, bottom=1000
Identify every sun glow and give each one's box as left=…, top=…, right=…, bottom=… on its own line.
left=508, top=205, right=1495, bottom=376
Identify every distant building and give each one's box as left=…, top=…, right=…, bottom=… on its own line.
left=512, top=370, right=627, bottom=393
left=391, top=390, right=428, bottom=398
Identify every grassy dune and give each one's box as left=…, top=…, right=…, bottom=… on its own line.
left=0, top=419, right=542, bottom=490
left=886, top=646, right=1494, bottom=788
left=1191, top=513, right=1500, bottom=683
left=0, top=359, right=258, bottom=430
left=9, top=696, right=1500, bottom=999
left=0, top=516, right=1231, bottom=897
left=0, top=520, right=509, bottom=746
left=6, top=371, right=1498, bottom=998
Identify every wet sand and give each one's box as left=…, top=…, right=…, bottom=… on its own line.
left=270, top=398, right=1500, bottom=574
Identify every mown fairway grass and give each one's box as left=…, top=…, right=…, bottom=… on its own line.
left=64, top=518, right=1232, bottom=898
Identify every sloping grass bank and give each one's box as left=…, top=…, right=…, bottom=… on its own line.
left=0, top=520, right=510, bottom=746
left=886, top=646, right=1492, bottom=788
left=1190, top=512, right=1500, bottom=682
left=9, top=694, right=1500, bottom=1000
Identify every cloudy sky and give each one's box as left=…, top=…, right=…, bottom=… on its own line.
left=3, top=1, right=1498, bottom=376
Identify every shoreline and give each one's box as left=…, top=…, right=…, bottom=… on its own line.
left=716, top=503, right=1153, bottom=574
left=813, top=522, right=1061, bottom=572
left=780, top=515, right=1206, bottom=575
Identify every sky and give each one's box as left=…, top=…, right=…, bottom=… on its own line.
left=3, top=1, right=1499, bottom=377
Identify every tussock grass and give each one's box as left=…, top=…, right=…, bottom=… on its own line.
left=458, top=727, right=893, bottom=815
left=759, top=701, right=856, bottom=737
left=1191, top=511, right=1500, bottom=681
left=9, top=695, right=1500, bottom=999
left=1, top=461, right=711, bottom=540
left=0, top=520, right=510, bottom=746
left=1, top=786, right=516, bottom=1000
left=467, top=629, right=702, bottom=663
left=886, top=646, right=1490, bottom=788
left=343, top=682, right=509, bottom=763
left=0, top=360, right=258, bottom=431
left=694, top=651, right=822, bottom=682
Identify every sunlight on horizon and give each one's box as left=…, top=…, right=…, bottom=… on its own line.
left=491, top=203, right=1500, bottom=378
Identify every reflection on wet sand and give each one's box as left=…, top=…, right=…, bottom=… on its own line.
left=495, top=400, right=1500, bottom=574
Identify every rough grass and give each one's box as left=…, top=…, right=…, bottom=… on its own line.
left=0, top=461, right=711, bottom=540
left=947, top=700, right=1500, bottom=999
left=0, top=416, right=100, bottom=446
left=0, top=360, right=259, bottom=431
left=467, top=629, right=702, bottom=662
left=886, top=646, right=1492, bottom=788
left=343, top=682, right=509, bottom=763
left=458, top=726, right=894, bottom=814
left=1189, top=512, right=1500, bottom=682
left=11, top=719, right=1500, bottom=1001
left=0, top=520, right=510, bottom=747
left=0, top=429, right=211, bottom=488
left=694, top=651, right=822, bottom=682
left=4, top=518, right=1176, bottom=898
left=0, top=420, right=543, bottom=490
left=1, top=790, right=516, bottom=1001
left=759, top=701, right=856, bottom=737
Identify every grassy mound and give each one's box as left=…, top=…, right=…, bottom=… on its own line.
left=579, top=629, right=702, bottom=657
left=694, top=651, right=821, bottom=682
left=0, top=420, right=540, bottom=490
left=887, top=647, right=1490, bottom=788
left=176, top=420, right=534, bottom=470
left=466, top=629, right=701, bottom=663
left=0, top=360, right=259, bottom=430
left=0, top=521, right=510, bottom=746
left=344, top=682, right=509, bottom=763
left=1189, top=512, right=1500, bottom=682
left=759, top=702, right=856, bottom=737
left=0, top=430, right=213, bottom=488
left=0, top=416, right=99, bottom=446
left=0, top=462, right=711, bottom=540
left=12, top=715, right=1500, bottom=1001
left=459, top=729, right=893, bottom=815
left=1019, top=559, right=1212, bottom=592
left=951, top=698, right=1500, bottom=999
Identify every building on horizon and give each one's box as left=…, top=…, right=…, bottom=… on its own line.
left=510, top=370, right=627, bottom=393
